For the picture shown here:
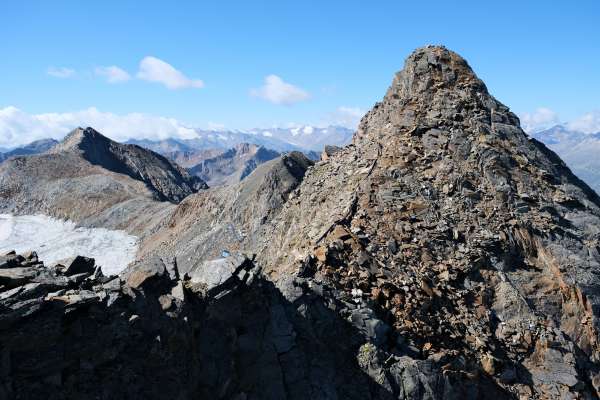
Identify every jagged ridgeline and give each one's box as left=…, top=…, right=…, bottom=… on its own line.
left=2, top=46, right=600, bottom=399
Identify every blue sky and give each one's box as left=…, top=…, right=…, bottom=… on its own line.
left=0, top=0, right=599, bottom=145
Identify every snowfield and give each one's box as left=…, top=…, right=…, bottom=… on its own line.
left=0, top=214, right=138, bottom=275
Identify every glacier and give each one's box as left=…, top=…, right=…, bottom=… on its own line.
left=0, top=214, right=138, bottom=275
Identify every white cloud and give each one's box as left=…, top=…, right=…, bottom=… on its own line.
left=207, top=121, right=225, bottom=130
left=518, top=107, right=560, bottom=132
left=568, top=110, right=600, bottom=133
left=250, top=75, right=309, bottom=105
left=328, top=106, right=365, bottom=129
left=0, top=106, right=198, bottom=148
left=94, top=66, right=131, bottom=83
left=47, top=67, right=75, bottom=78
left=137, top=56, right=204, bottom=90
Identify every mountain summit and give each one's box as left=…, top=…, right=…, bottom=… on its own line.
left=52, top=127, right=207, bottom=202
left=0, top=126, right=206, bottom=234
left=253, top=45, right=600, bottom=398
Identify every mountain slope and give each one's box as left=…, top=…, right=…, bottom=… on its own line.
left=126, top=137, right=194, bottom=155
left=139, top=151, right=314, bottom=273
left=0, top=127, right=205, bottom=235
left=531, top=125, right=600, bottom=194
left=50, top=127, right=207, bottom=202
left=251, top=46, right=600, bottom=398
left=4, top=47, right=600, bottom=399
left=136, top=46, right=600, bottom=397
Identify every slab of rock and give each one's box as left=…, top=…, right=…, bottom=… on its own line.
left=188, top=254, right=250, bottom=294
left=124, top=257, right=168, bottom=289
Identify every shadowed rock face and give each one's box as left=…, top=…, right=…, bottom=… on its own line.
left=3, top=46, right=600, bottom=399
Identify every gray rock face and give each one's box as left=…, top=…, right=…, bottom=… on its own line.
left=188, top=254, right=251, bottom=294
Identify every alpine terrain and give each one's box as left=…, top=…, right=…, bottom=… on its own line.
left=2, top=46, right=600, bottom=400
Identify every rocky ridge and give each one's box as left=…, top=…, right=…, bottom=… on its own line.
left=1, top=248, right=402, bottom=399
left=140, top=151, right=314, bottom=274
left=51, top=127, right=207, bottom=202
left=531, top=125, right=600, bottom=194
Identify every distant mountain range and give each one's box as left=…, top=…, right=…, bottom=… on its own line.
left=0, top=138, right=58, bottom=162
left=529, top=125, right=600, bottom=194
left=187, top=143, right=281, bottom=187
left=127, top=125, right=353, bottom=153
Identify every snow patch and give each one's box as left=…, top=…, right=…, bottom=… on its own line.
left=262, top=131, right=273, bottom=137
left=0, top=214, right=138, bottom=275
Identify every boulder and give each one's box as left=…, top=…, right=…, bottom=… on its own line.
left=62, top=256, right=96, bottom=277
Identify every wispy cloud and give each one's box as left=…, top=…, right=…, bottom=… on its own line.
left=250, top=75, right=310, bottom=105
left=137, top=56, right=204, bottom=89
left=207, top=121, right=226, bottom=130
left=568, top=110, right=600, bottom=133
left=0, top=106, right=198, bottom=148
left=47, top=67, right=75, bottom=79
left=519, top=107, right=560, bottom=132
left=94, top=66, right=131, bottom=83
left=328, top=106, right=365, bottom=129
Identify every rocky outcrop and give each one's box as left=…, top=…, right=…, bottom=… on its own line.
left=250, top=46, right=600, bottom=398
left=1, top=250, right=420, bottom=400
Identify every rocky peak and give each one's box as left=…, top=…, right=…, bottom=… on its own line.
left=49, top=126, right=207, bottom=202
left=257, top=46, right=600, bottom=398
left=387, top=45, right=488, bottom=101
left=355, top=45, right=515, bottom=146
left=50, top=126, right=106, bottom=153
